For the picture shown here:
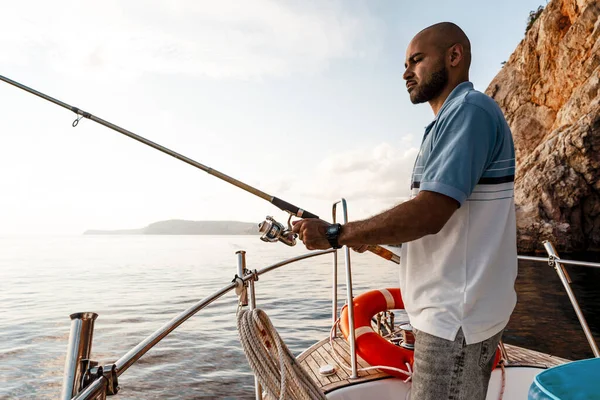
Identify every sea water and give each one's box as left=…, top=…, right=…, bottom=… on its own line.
left=0, top=235, right=598, bottom=399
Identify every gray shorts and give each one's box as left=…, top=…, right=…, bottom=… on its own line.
left=410, top=328, right=502, bottom=400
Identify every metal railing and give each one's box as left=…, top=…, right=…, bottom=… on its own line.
left=333, top=199, right=359, bottom=378
left=518, top=241, right=600, bottom=357
left=518, top=255, right=600, bottom=269
left=61, top=201, right=600, bottom=398
left=63, top=248, right=336, bottom=400
left=61, top=313, right=98, bottom=399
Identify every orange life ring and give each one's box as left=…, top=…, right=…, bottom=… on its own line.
left=339, top=288, right=414, bottom=378
left=340, top=288, right=503, bottom=379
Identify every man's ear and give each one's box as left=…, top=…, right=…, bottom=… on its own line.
left=449, top=44, right=463, bottom=67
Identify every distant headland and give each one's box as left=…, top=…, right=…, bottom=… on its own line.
left=84, top=219, right=259, bottom=235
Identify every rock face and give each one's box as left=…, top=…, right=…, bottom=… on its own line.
left=486, top=0, right=600, bottom=252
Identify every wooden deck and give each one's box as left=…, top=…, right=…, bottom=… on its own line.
left=502, top=343, right=570, bottom=367
left=297, top=336, right=391, bottom=394
left=295, top=335, right=570, bottom=394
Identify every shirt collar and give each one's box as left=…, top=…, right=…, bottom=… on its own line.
left=432, top=81, right=474, bottom=121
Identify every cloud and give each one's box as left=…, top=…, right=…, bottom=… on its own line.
left=286, top=142, right=419, bottom=202
left=0, top=0, right=381, bottom=80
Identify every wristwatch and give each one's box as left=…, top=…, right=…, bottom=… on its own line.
left=326, top=223, right=343, bottom=249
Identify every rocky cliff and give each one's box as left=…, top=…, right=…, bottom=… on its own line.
left=486, top=0, right=600, bottom=252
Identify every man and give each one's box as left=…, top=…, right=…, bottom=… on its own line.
left=292, top=22, right=517, bottom=400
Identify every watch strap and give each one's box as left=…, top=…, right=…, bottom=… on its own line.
left=326, top=223, right=342, bottom=249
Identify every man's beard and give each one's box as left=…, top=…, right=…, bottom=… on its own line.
left=409, top=64, right=448, bottom=104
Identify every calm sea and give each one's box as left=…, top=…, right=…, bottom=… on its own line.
left=1, top=235, right=598, bottom=399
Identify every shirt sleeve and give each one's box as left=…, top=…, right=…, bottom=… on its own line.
left=420, top=103, right=497, bottom=206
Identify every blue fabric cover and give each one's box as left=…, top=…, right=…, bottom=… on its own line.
left=528, top=358, right=600, bottom=399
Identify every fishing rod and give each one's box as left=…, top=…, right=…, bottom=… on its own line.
left=0, top=74, right=400, bottom=264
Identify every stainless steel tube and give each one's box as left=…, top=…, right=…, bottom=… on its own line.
left=61, top=312, right=98, bottom=400
left=517, top=255, right=552, bottom=262
left=554, top=258, right=600, bottom=268
left=237, top=250, right=249, bottom=306
left=115, top=251, right=334, bottom=376
left=237, top=250, right=247, bottom=279
left=543, top=241, right=600, bottom=357
left=332, top=204, right=339, bottom=336
left=255, top=250, right=335, bottom=276
left=72, top=376, right=107, bottom=400
left=114, top=282, right=236, bottom=375
left=338, top=199, right=358, bottom=379
left=332, top=251, right=339, bottom=336
left=248, top=277, right=258, bottom=314
left=107, top=251, right=333, bottom=380
left=74, top=250, right=335, bottom=399
left=243, top=254, right=263, bottom=400
left=518, top=255, right=600, bottom=269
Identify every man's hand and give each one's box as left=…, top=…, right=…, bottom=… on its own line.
left=291, top=219, right=330, bottom=250
left=292, top=219, right=373, bottom=252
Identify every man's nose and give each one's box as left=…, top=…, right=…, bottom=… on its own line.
left=403, top=68, right=413, bottom=81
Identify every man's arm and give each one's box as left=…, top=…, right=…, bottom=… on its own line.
left=340, top=190, right=458, bottom=246
left=292, top=190, right=458, bottom=250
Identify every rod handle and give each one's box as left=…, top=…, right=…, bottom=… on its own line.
left=271, top=197, right=319, bottom=219
left=366, top=245, right=401, bottom=264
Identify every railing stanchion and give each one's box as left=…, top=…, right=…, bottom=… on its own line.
left=61, top=312, right=98, bottom=400
left=69, top=249, right=335, bottom=399
left=236, top=251, right=249, bottom=307
left=238, top=251, right=263, bottom=400
left=543, top=241, right=600, bottom=357
left=332, top=204, right=339, bottom=336
left=336, top=199, right=358, bottom=379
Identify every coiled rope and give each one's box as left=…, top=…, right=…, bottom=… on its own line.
left=238, top=308, right=505, bottom=400
left=237, top=308, right=327, bottom=400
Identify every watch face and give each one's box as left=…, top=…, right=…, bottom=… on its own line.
left=326, top=224, right=336, bottom=236
left=326, top=224, right=340, bottom=238
left=326, top=224, right=341, bottom=248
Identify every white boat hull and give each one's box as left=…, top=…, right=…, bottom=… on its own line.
left=326, top=366, right=543, bottom=399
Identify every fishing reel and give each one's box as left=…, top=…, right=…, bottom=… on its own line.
left=258, top=215, right=297, bottom=246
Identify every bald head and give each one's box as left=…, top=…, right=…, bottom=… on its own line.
left=415, top=22, right=471, bottom=70
left=403, top=22, right=472, bottom=110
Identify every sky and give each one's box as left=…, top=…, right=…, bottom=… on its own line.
left=0, top=0, right=545, bottom=234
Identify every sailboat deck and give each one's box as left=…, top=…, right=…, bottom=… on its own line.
left=297, top=335, right=571, bottom=394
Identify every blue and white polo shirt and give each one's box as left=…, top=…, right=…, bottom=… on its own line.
left=400, top=81, right=518, bottom=345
